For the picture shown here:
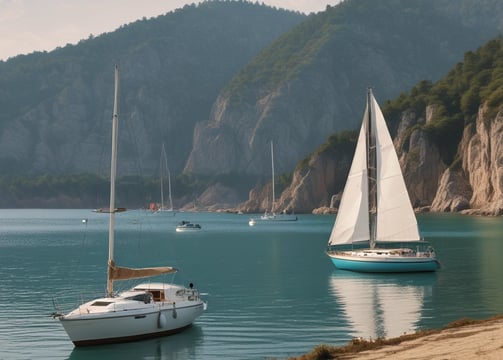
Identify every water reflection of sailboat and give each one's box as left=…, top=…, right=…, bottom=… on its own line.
left=328, top=271, right=435, bottom=339
left=67, top=325, right=203, bottom=360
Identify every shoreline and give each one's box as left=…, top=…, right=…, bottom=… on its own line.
left=292, top=315, right=503, bottom=359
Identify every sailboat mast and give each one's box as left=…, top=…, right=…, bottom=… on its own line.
left=165, top=145, right=173, bottom=210
left=160, top=143, right=165, bottom=210
left=366, top=88, right=377, bottom=248
left=270, top=141, right=275, bottom=213
left=168, top=167, right=173, bottom=210
left=107, top=65, right=119, bottom=297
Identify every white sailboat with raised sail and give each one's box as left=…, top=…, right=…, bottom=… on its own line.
left=54, top=65, right=206, bottom=346
left=249, top=141, right=297, bottom=226
left=326, top=88, right=440, bottom=272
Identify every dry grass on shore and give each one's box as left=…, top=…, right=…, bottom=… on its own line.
left=288, top=315, right=503, bottom=360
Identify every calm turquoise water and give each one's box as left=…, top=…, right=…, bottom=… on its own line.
left=0, top=209, right=502, bottom=359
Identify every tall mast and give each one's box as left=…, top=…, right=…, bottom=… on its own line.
left=161, top=143, right=173, bottom=210
left=270, top=141, right=275, bottom=213
left=107, top=65, right=119, bottom=297
left=366, top=88, right=377, bottom=249
left=160, top=143, right=165, bottom=210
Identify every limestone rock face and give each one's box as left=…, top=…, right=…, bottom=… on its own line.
left=276, top=154, right=344, bottom=213
left=396, top=106, right=446, bottom=208
left=461, top=106, right=503, bottom=215
left=184, top=72, right=354, bottom=177
left=429, top=105, right=503, bottom=215
left=430, top=168, right=471, bottom=212
left=181, top=183, right=244, bottom=212
left=238, top=142, right=353, bottom=213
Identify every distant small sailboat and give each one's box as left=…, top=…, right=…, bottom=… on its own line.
left=326, top=88, right=440, bottom=273
left=249, top=141, right=298, bottom=226
left=54, top=65, right=206, bottom=346
left=153, top=143, right=175, bottom=215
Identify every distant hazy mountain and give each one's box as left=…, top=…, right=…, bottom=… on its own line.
left=0, top=1, right=305, bottom=177
left=185, top=0, right=503, bottom=180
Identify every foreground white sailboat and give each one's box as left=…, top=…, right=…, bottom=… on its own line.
left=249, top=141, right=297, bottom=226
left=326, top=88, right=440, bottom=273
left=54, top=66, right=206, bottom=346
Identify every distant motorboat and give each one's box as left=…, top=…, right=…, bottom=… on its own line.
left=176, top=220, right=202, bottom=232
left=93, top=207, right=126, bottom=213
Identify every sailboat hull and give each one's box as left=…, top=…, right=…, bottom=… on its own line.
left=260, top=213, right=298, bottom=221
left=327, top=251, right=440, bottom=273
left=59, top=302, right=205, bottom=346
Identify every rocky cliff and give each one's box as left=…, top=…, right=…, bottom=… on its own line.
left=237, top=101, right=503, bottom=216
left=432, top=104, right=503, bottom=215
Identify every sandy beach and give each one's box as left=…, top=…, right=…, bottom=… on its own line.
left=294, top=316, right=503, bottom=360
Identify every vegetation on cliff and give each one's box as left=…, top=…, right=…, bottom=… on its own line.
left=274, top=37, right=503, bottom=213
left=383, top=37, right=503, bottom=166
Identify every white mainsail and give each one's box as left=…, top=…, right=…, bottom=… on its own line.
left=328, top=89, right=419, bottom=246
left=328, top=105, right=370, bottom=246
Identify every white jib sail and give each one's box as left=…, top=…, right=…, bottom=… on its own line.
left=371, top=94, right=420, bottom=242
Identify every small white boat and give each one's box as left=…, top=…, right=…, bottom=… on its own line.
left=176, top=220, right=202, bottom=232
left=54, top=66, right=206, bottom=346
left=249, top=211, right=298, bottom=226
left=259, top=211, right=298, bottom=222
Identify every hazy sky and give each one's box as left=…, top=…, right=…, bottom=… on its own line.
left=0, top=0, right=341, bottom=61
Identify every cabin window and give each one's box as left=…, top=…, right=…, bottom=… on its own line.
left=148, top=290, right=165, bottom=301
left=91, top=301, right=113, bottom=306
left=126, top=293, right=152, bottom=303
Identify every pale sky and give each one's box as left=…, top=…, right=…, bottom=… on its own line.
left=0, top=0, right=341, bottom=61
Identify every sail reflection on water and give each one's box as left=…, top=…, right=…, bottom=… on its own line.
left=328, top=271, right=435, bottom=339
